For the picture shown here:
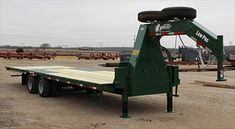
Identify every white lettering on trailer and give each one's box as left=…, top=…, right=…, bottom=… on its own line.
left=155, top=24, right=171, bottom=32
left=196, top=31, right=209, bottom=43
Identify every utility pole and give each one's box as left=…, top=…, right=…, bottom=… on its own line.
left=99, top=42, right=103, bottom=48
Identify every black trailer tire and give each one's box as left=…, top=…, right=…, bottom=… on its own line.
left=50, top=81, right=58, bottom=97
left=138, top=11, right=165, bottom=22
left=38, top=77, right=51, bottom=97
left=161, top=7, right=196, bottom=20
left=27, top=75, right=38, bottom=94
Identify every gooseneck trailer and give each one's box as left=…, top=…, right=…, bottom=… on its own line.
left=6, top=7, right=226, bottom=118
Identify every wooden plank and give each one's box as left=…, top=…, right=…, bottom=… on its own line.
left=47, top=69, right=114, bottom=84
left=7, top=66, right=115, bottom=85
left=12, top=66, right=73, bottom=70
left=195, top=80, right=235, bottom=89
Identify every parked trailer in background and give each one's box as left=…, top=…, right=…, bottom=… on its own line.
left=0, top=51, right=55, bottom=60
left=77, top=52, right=119, bottom=60
left=228, top=54, right=235, bottom=66
left=77, top=52, right=93, bottom=60
left=0, top=51, right=10, bottom=59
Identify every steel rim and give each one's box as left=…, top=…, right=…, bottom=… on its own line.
left=38, top=80, right=43, bottom=94
left=27, top=77, right=33, bottom=91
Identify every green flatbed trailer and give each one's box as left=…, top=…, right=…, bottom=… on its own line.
left=6, top=8, right=226, bottom=118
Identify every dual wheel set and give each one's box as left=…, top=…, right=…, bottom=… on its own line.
left=26, top=74, right=96, bottom=97
left=27, top=75, right=57, bottom=97
left=138, top=7, right=197, bottom=22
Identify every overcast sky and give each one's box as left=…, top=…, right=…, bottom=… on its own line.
left=0, top=0, right=234, bottom=48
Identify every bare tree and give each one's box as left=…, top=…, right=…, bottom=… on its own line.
left=16, top=48, right=24, bottom=53
left=40, top=43, right=51, bottom=50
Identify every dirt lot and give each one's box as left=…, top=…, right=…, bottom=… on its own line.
left=0, top=58, right=235, bottom=129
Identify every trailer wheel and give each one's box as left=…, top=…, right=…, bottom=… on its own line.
left=161, top=7, right=196, bottom=20
left=27, top=75, right=38, bottom=94
left=50, top=81, right=58, bottom=97
left=138, top=11, right=165, bottom=23
left=38, top=77, right=51, bottom=97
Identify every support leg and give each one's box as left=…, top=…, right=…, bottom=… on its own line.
left=21, top=73, right=28, bottom=85
left=173, top=86, right=179, bottom=97
left=121, top=89, right=128, bottom=118
left=167, top=87, right=173, bottom=112
left=216, top=35, right=226, bottom=81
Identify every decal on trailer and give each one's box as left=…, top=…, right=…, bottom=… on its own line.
left=155, top=24, right=171, bottom=32
left=132, top=50, right=140, bottom=56
left=196, top=30, right=209, bottom=43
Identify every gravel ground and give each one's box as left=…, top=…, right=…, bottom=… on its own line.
left=0, top=59, right=235, bottom=129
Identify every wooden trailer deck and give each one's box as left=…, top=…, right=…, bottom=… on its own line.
left=6, top=66, right=115, bottom=85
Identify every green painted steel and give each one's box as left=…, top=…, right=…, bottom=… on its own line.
left=6, top=19, right=226, bottom=118
left=129, top=25, right=170, bottom=96
left=144, top=20, right=226, bottom=81
left=115, top=19, right=226, bottom=117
